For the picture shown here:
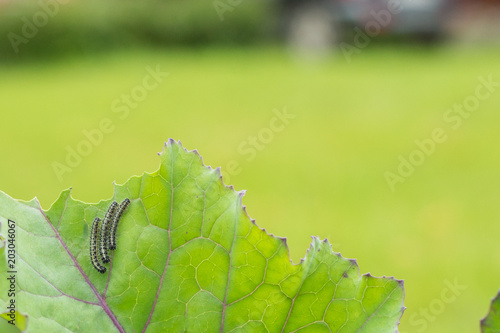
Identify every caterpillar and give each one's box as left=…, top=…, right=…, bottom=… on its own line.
left=90, top=217, right=106, bottom=274
left=100, top=201, right=118, bottom=264
left=109, top=198, right=130, bottom=251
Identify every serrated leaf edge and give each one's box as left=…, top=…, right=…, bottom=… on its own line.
left=481, top=290, right=500, bottom=332
left=161, top=139, right=406, bottom=332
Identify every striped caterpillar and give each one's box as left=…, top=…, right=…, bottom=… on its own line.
left=100, top=201, right=118, bottom=264
left=109, top=198, right=130, bottom=251
left=90, top=217, right=106, bottom=274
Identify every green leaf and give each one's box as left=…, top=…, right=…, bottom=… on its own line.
left=0, top=140, right=405, bottom=332
left=0, top=311, right=26, bottom=332
left=482, top=290, right=500, bottom=333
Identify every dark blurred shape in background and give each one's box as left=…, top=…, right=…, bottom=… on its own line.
left=1, top=0, right=500, bottom=61
left=280, top=0, right=451, bottom=53
left=0, top=0, right=273, bottom=61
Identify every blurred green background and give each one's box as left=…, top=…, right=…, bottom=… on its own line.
left=1, top=0, right=500, bottom=332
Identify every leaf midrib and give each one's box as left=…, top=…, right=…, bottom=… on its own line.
left=35, top=197, right=125, bottom=333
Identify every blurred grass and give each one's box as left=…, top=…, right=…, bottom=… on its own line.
left=1, top=45, right=500, bottom=332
